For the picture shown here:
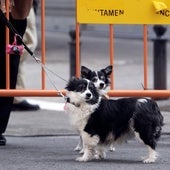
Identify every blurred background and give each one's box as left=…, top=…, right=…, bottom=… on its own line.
left=24, top=0, right=170, bottom=102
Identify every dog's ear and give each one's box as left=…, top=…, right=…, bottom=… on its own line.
left=81, top=66, right=91, bottom=78
left=65, top=76, right=79, bottom=91
left=101, top=65, right=113, bottom=76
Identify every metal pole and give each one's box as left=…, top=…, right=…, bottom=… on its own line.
left=153, top=25, right=168, bottom=99
left=69, top=30, right=81, bottom=78
left=153, top=39, right=167, bottom=89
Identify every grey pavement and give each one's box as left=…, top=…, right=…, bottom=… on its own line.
left=1, top=135, right=170, bottom=170
left=1, top=1, right=170, bottom=169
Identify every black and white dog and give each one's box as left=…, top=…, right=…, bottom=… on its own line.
left=65, top=78, right=164, bottom=163
left=73, top=65, right=113, bottom=152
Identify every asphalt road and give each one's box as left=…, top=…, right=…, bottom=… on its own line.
left=1, top=135, right=170, bottom=170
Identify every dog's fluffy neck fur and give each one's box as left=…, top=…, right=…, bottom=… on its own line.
left=66, top=92, right=101, bottom=133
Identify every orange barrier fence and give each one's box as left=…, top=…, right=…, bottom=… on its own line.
left=5, top=0, right=10, bottom=89
left=0, top=89, right=170, bottom=98
left=0, top=0, right=169, bottom=98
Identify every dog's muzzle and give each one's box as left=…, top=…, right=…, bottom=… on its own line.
left=85, top=93, right=92, bottom=100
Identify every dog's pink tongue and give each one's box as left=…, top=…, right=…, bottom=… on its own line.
left=64, top=103, right=67, bottom=110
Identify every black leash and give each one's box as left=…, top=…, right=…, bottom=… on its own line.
left=0, top=9, right=67, bottom=99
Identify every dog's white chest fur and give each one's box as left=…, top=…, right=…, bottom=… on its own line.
left=65, top=102, right=98, bottom=132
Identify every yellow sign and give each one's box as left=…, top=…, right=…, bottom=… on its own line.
left=77, top=0, right=170, bottom=24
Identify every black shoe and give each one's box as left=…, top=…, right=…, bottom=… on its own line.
left=0, top=135, right=6, bottom=146
left=12, top=100, right=40, bottom=111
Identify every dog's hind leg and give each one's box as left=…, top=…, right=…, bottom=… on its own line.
left=109, top=143, right=116, bottom=152
left=142, top=146, right=158, bottom=163
left=135, top=132, right=158, bottom=163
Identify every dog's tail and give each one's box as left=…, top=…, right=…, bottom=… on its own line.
left=135, top=98, right=164, bottom=139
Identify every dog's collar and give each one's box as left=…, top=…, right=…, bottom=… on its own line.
left=66, top=97, right=80, bottom=107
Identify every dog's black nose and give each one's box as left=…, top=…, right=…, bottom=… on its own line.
left=100, top=83, right=104, bottom=89
left=86, top=93, right=91, bottom=98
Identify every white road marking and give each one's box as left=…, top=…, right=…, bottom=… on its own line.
left=27, top=99, right=65, bottom=111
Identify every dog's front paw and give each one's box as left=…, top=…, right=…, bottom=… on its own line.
left=95, top=152, right=106, bottom=160
left=79, top=148, right=84, bottom=154
left=76, top=156, right=89, bottom=162
left=74, top=145, right=81, bottom=151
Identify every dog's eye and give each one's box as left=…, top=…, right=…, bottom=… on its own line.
left=100, top=76, right=105, bottom=81
left=77, top=84, right=86, bottom=92
left=92, top=77, right=97, bottom=83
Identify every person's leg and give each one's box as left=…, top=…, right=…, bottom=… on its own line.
left=0, top=15, right=27, bottom=145
left=13, top=8, right=40, bottom=111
